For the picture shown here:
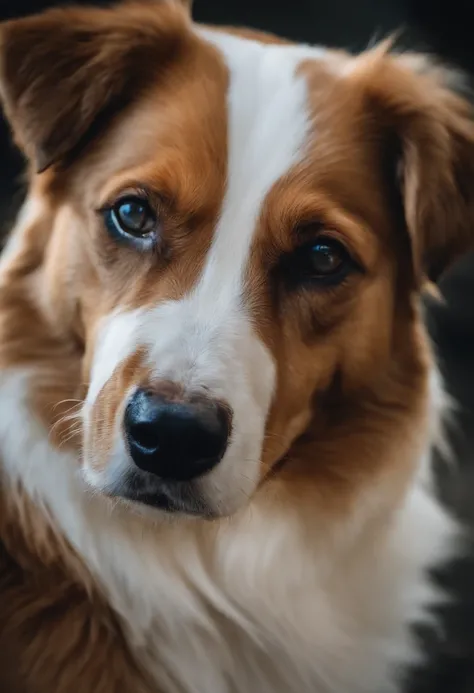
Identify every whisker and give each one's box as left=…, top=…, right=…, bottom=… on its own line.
left=51, top=398, right=83, bottom=413
left=49, top=410, right=82, bottom=437
left=57, top=430, right=82, bottom=448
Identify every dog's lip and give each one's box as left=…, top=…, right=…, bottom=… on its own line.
left=102, top=450, right=290, bottom=515
left=107, top=471, right=215, bottom=517
left=126, top=489, right=213, bottom=516
left=126, top=489, right=179, bottom=512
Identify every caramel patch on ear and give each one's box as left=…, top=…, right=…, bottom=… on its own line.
left=347, top=44, right=474, bottom=282
left=0, top=1, right=189, bottom=172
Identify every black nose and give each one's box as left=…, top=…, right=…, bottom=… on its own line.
left=124, top=388, right=231, bottom=481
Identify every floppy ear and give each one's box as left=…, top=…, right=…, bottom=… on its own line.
left=0, top=1, right=190, bottom=173
left=351, top=47, right=474, bottom=282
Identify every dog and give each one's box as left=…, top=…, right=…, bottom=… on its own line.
left=1, top=1, right=474, bottom=691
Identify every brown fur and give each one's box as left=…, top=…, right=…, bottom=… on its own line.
left=1, top=2, right=474, bottom=691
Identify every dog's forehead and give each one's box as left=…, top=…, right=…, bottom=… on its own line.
left=185, top=32, right=398, bottom=249
left=195, top=28, right=329, bottom=165
left=178, top=30, right=345, bottom=236
left=153, top=31, right=328, bottom=312
left=193, top=30, right=313, bottom=253
left=186, top=29, right=360, bottom=228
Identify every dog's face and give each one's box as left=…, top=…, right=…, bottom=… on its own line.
left=1, top=1, right=474, bottom=519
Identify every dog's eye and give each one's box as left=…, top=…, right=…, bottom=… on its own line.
left=309, top=240, right=347, bottom=275
left=114, top=199, right=155, bottom=236
left=102, top=195, right=158, bottom=247
left=291, top=237, right=356, bottom=286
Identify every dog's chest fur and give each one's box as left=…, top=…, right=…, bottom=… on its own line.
left=0, top=371, right=454, bottom=693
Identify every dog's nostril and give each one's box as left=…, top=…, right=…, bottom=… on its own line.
left=129, top=422, right=159, bottom=452
left=124, top=387, right=232, bottom=482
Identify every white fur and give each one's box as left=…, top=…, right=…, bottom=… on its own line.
left=0, top=366, right=456, bottom=693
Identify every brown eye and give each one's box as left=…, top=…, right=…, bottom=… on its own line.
left=115, top=199, right=155, bottom=235
left=309, top=240, right=346, bottom=276
left=101, top=195, right=159, bottom=249
left=287, top=236, right=356, bottom=287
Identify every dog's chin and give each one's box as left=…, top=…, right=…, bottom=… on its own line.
left=97, top=467, right=221, bottom=520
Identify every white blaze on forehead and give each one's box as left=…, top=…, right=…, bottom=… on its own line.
left=194, top=29, right=314, bottom=316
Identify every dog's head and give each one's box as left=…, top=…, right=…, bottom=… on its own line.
left=1, top=1, right=474, bottom=520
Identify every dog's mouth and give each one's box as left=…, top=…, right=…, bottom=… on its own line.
left=101, top=449, right=292, bottom=518
left=105, top=467, right=217, bottom=518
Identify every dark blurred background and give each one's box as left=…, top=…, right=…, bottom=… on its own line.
left=1, top=1, right=474, bottom=691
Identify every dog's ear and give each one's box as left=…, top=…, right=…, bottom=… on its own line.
left=349, top=46, right=474, bottom=283
left=0, top=1, right=189, bottom=173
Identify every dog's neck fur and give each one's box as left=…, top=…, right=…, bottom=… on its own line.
left=0, top=201, right=456, bottom=693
